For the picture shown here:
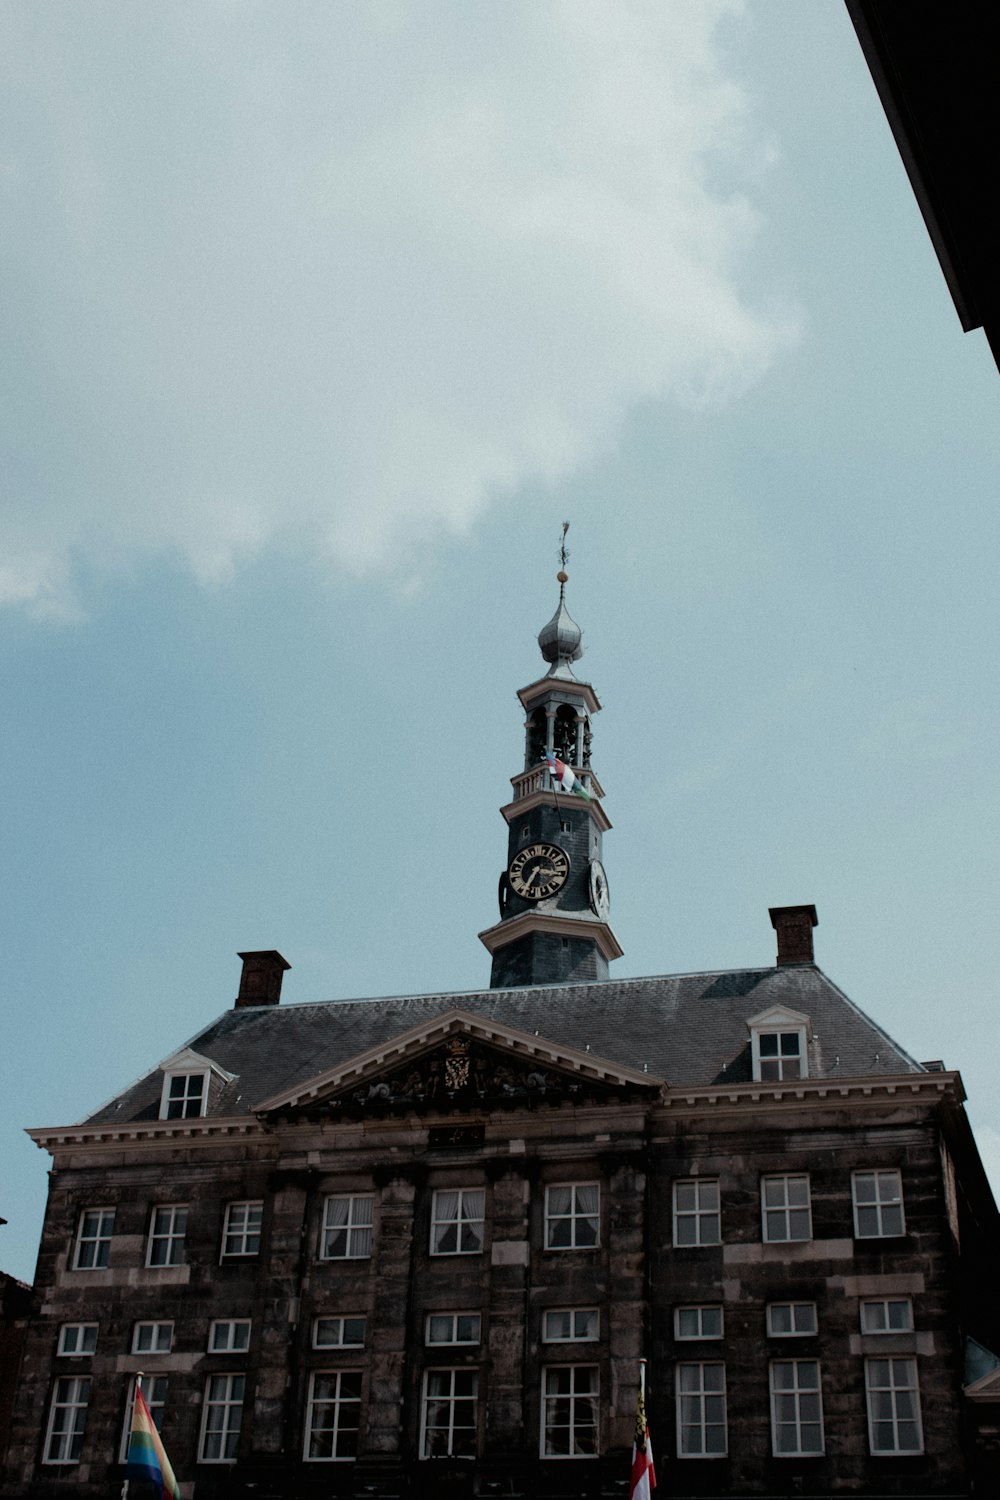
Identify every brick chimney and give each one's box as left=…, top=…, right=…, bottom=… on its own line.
left=235, top=950, right=291, bottom=1008
left=768, top=905, right=818, bottom=966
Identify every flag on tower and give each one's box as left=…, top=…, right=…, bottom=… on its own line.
left=124, top=1382, right=181, bottom=1500
left=543, top=750, right=592, bottom=801
left=630, top=1365, right=656, bottom=1500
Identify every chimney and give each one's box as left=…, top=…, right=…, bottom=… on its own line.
left=235, top=950, right=291, bottom=1008
left=768, top=905, right=818, bottom=966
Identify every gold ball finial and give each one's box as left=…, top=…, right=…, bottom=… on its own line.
left=557, top=570, right=569, bottom=584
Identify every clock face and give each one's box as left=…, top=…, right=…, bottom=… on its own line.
left=588, top=859, right=610, bottom=919
left=508, top=842, right=570, bottom=901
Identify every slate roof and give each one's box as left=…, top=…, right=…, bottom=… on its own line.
left=83, top=965, right=924, bottom=1125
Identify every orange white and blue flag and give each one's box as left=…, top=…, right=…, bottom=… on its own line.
left=543, top=750, right=592, bottom=801
left=125, top=1383, right=180, bottom=1500
left=630, top=1368, right=656, bottom=1500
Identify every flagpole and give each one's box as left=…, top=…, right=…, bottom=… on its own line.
left=121, top=1372, right=143, bottom=1500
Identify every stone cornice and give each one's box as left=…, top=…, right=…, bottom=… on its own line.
left=500, top=787, right=612, bottom=832
left=517, top=677, right=601, bottom=715
left=26, top=1117, right=268, bottom=1154
left=478, top=909, right=624, bottom=962
left=653, top=1070, right=963, bottom=1122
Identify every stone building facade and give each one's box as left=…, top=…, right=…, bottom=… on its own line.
left=5, top=583, right=1000, bottom=1499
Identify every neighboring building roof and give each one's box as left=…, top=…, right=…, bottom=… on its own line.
left=845, top=0, right=1000, bottom=370
left=80, top=964, right=923, bottom=1126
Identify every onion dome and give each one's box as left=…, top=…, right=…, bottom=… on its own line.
left=538, top=572, right=584, bottom=669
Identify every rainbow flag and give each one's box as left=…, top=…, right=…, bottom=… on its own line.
left=125, top=1383, right=180, bottom=1500
left=543, top=750, right=592, bottom=801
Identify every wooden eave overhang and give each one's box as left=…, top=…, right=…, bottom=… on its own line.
left=517, top=676, right=601, bottom=716
left=501, top=787, right=612, bottom=833
left=256, top=1008, right=660, bottom=1113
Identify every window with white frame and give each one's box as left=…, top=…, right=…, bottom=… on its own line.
left=861, top=1298, right=914, bottom=1334
left=421, top=1369, right=479, bottom=1458
left=199, top=1373, right=245, bottom=1462
left=761, top=1175, right=812, bottom=1242
left=672, top=1180, right=720, bottom=1246
left=770, top=1360, right=824, bottom=1455
left=304, top=1371, right=362, bottom=1461
left=119, top=1375, right=167, bottom=1461
left=146, top=1205, right=188, bottom=1267
left=313, top=1316, right=366, bottom=1349
left=676, top=1361, right=727, bottom=1456
left=43, top=1376, right=91, bottom=1463
left=544, top=1184, right=599, bottom=1249
left=320, top=1195, right=374, bottom=1260
left=57, top=1324, right=98, bottom=1357
left=675, top=1306, right=723, bottom=1341
left=767, top=1303, right=817, bottom=1337
left=222, top=1201, right=262, bottom=1258
left=853, top=1170, right=905, bottom=1238
left=72, top=1208, right=114, bottom=1270
left=865, top=1357, right=923, bottom=1453
left=541, top=1366, right=598, bottom=1457
left=132, top=1322, right=173, bottom=1354
left=430, top=1189, right=485, bottom=1255
left=161, top=1071, right=208, bottom=1120
left=426, top=1312, right=481, bottom=1346
left=542, top=1308, right=599, bottom=1343
left=208, top=1320, right=251, bottom=1353
left=748, top=1006, right=810, bottom=1083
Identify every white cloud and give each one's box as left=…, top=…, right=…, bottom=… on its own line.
left=0, top=0, right=798, bottom=615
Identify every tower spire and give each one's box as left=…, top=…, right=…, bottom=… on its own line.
left=479, top=528, right=622, bottom=988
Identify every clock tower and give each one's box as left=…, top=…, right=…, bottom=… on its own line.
left=479, top=538, right=623, bottom=988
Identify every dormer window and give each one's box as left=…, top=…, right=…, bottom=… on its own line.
left=163, top=1072, right=208, bottom=1119
left=748, top=1006, right=811, bottom=1083
left=157, top=1047, right=235, bottom=1121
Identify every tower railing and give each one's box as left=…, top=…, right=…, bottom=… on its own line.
left=510, top=766, right=598, bottom=800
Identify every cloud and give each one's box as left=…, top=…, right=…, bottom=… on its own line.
left=0, top=0, right=798, bottom=615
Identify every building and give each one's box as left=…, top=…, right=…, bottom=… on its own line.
left=5, top=577, right=1000, bottom=1500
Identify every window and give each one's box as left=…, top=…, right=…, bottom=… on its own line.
left=132, top=1322, right=173, bottom=1354
left=861, top=1298, right=914, bottom=1334
left=749, top=1006, right=810, bottom=1082
left=541, top=1366, right=598, bottom=1458
left=73, top=1208, right=114, bottom=1270
left=865, top=1357, right=923, bottom=1453
left=162, top=1071, right=208, bottom=1119
left=767, top=1303, right=817, bottom=1337
left=675, top=1306, right=723, bottom=1341
left=421, top=1369, right=479, bottom=1458
left=430, top=1189, right=485, bottom=1255
left=146, top=1206, right=188, bottom=1267
left=209, top=1320, right=251, bottom=1353
left=770, top=1360, right=824, bottom=1455
left=426, top=1312, right=482, bottom=1345
left=543, top=1308, right=599, bottom=1343
left=320, top=1195, right=374, bottom=1260
left=119, top=1375, right=167, bottom=1461
left=222, top=1201, right=262, bottom=1258
left=853, top=1170, right=905, bottom=1238
left=676, top=1362, right=726, bottom=1457
left=545, top=1184, right=599, bottom=1249
left=57, top=1324, right=98, bottom=1357
left=757, top=1032, right=804, bottom=1081
left=199, top=1373, right=245, bottom=1462
left=761, top=1175, right=812, bottom=1242
left=313, top=1316, right=366, bottom=1349
left=43, top=1376, right=91, bottom=1463
left=672, top=1180, right=720, bottom=1246
left=304, top=1371, right=362, bottom=1461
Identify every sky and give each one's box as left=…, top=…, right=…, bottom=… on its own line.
left=1, top=1, right=998, bottom=1285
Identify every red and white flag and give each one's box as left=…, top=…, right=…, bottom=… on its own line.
left=630, top=1365, right=656, bottom=1500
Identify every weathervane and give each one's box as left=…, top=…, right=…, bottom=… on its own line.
left=558, top=520, right=570, bottom=597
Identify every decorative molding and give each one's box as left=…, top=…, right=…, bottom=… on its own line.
left=478, top=910, right=624, bottom=961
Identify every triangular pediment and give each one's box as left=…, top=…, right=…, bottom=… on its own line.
left=158, top=1046, right=235, bottom=1082
left=746, top=1004, right=812, bottom=1036
left=255, top=1009, right=662, bottom=1118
